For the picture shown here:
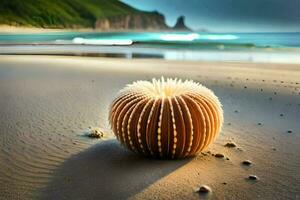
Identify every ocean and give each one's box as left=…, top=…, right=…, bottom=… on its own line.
left=1, top=31, right=300, bottom=63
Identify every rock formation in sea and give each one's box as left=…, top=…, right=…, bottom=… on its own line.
left=172, top=16, right=192, bottom=31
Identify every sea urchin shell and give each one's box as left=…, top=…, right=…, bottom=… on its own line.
left=109, top=78, right=223, bottom=159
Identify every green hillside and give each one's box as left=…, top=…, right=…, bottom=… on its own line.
left=0, top=0, right=142, bottom=28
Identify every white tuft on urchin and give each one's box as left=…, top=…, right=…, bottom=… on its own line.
left=109, top=77, right=223, bottom=159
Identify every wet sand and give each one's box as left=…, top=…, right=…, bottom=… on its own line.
left=0, top=55, right=299, bottom=199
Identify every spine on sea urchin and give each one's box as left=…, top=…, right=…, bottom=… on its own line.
left=109, top=78, right=223, bottom=159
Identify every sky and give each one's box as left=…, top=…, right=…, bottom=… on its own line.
left=121, top=0, right=300, bottom=32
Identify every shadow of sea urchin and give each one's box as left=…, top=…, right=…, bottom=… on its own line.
left=109, top=78, right=223, bottom=159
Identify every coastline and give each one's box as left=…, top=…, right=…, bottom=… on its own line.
left=0, top=55, right=299, bottom=199
left=0, top=25, right=95, bottom=33
left=2, top=45, right=300, bottom=64
left=0, top=25, right=179, bottom=34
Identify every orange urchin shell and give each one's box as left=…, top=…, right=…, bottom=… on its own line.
left=109, top=78, right=223, bottom=159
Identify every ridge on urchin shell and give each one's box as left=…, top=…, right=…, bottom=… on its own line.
left=109, top=77, right=223, bottom=159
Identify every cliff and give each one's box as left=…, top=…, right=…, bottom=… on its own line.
left=95, top=14, right=193, bottom=31
left=95, top=12, right=169, bottom=30
left=0, top=0, right=167, bottom=29
left=0, top=0, right=192, bottom=31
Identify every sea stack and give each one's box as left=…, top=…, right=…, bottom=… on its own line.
left=173, top=16, right=192, bottom=31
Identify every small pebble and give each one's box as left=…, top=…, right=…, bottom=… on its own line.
left=224, top=142, right=237, bottom=148
left=242, top=160, right=252, bottom=166
left=280, top=114, right=284, bottom=117
left=248, top=175, right=259, bottom=180
left=222, top=182, right=227, bottom=185
left=257, top=122, right=262, bottom=126
left=237, top=147, right=243, bottom=151
left=87, top=128, right=104, bottom=138
left=215, top=153, right=225, bottom=158
left=272, top=147, right=277, bottom=151
left=227, top=123, right=231, bottom=126
left=196, top=185, right=212, bottom=194
left=244, top=86, right=247, bottom=89
left=287, top=130, right=293, bottom=133
left=234, top=110, right=239, bottom=113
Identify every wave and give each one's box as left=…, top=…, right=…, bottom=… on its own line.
left=72, top=37, right=133, bottom=46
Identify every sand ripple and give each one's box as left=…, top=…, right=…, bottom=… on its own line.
left=0, top=56, right=299, bottom=199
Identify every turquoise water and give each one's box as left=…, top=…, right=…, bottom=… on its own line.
left=1, top=32, right=300, bottom=63
left=1, top=32, right=300, bottom=49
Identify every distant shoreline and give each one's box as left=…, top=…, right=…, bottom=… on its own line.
left=0, top=25, right=96, bottom=33
left=0, top=25, right=186, bottom=34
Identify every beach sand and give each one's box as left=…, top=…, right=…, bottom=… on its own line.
left=0, top=55, right=299, bottom=199
left=0, top=25, right=94, bottom=33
